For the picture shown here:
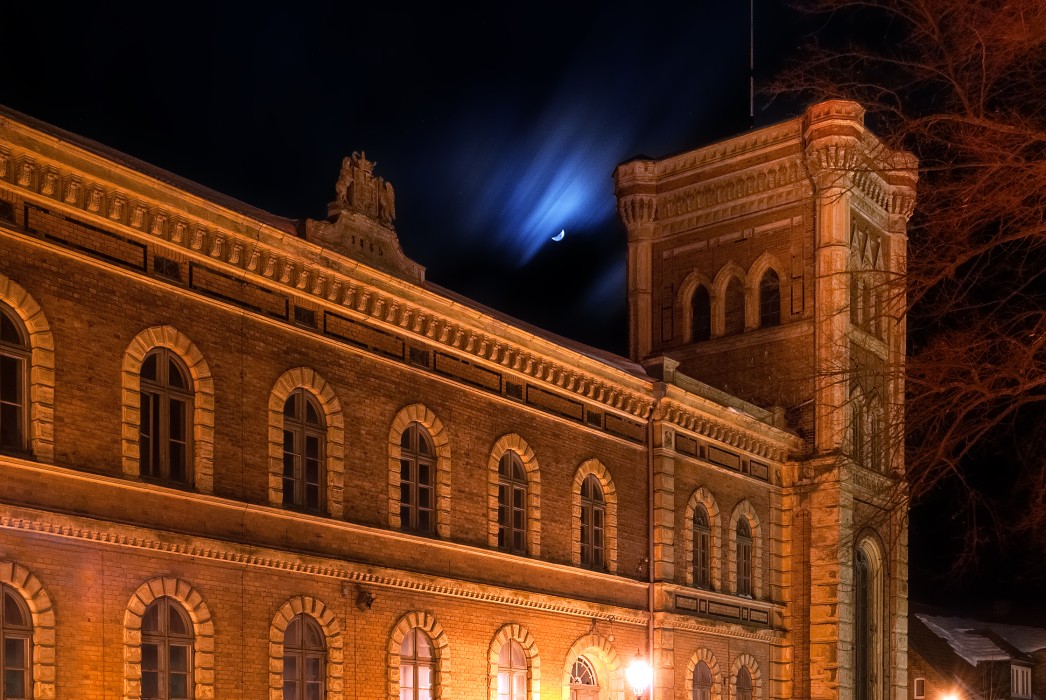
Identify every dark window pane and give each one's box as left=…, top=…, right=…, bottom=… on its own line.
left=692, top=286, right=711, bottom=341
left=284, top=680, right=298, bottom=700
left=305, top=399, right=320, bottom=426
left=142, top=670, right=159, bottom=699
left=286, top=618, right=302, bottom=647
left=0, top=403, right=22, bottom=449
left=169, top=399, right=186, bottom=441
left=284, top=654, right=298, bottom=677
left=141, top=353, right=158, bottom=381
left=169, top=672, right=189, bottom=699
left=306, top=435, right=320, bottom=460
left=306, top=656, right=322, bottom=681
left=168, top=359, right=188, bottom=389
left=418, top=510, right=431, bottom=533
left=4, top=669, right=25, bottom=698
left=0, top=355, right=20, bottom=402
left=304, top=620, right=324, bottom=649
left=168, top=606, right=189, bottom=636
left=284, top=393, right=299, bottom=419
left=169, top=443, right=187, bottom=482
left=142, top=605, right=161, bottom=633
left=169, top=644, right=189, bottom=671
left=306, top=485, right=320, bottom=510
left=3, top=591, right=26, bottom=626
left=4, top=637, right=25, bottom=667
left=400, top=459, right=411, bottom=481
left=0, top=312, right=22, bottom=344
left=418, top=463, right=430, bottom=485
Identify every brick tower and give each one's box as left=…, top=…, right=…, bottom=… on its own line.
left=615, top=101, right=917, bottom=700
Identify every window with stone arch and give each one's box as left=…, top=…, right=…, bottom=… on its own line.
left=729, top=657, right=761, bottom=700
left=268, top=368, right=346, bottom=518
left=139, top=348, right=194, bottom=486
left=854, top=536, right=886, bottom=700
left=124, top=577, right=215, bottom=700
left=1, top=583, right=32, bottom=699
left=684, top=488, right=721, bottom=590
left=560, top=634, right=622, bottom=700
left=727, top=501, right=762, bottom=598
left=572, top=460, right=618, bottom=573
left=757, top=269, right=781, bottom=327
left=0, top=560, right=56, bottom=700
left=0, top=273, right=56, bottom=463
left=283, top=614, right=326, bottom=700
left=487, top=434, right=541, bottom=557
left=388, top=612, right=450, bottom=700
left=687, top=650, right=722, bottom=700
left=122, top=326, right=214, bottom=493
left=141, top=597, right=194, bottom=700
left=269, top=595, right=344, bottom=700
left=488, top=624, right=539, bottom=700
left=388, top=405, right=451, bottom=539
left=0, top=303, right=30, bottom=455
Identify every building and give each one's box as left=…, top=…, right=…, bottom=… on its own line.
left=0, top=99, right=914, bottom=700
left=909, top=611, right=1046, bottom=700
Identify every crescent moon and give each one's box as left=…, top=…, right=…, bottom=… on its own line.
left=552, top=229, right=565, bottom=241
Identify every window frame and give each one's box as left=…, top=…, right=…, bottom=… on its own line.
left=691, top=285, right=712, bottom=342
left=497, top=452, right=529, bottom=555
left=0, top=305, right=30, bottom=456
left=0, top=583, right=32, bottom=700
left=736, top=666, right=752, bottom=700
left=579, top=475, right=606, bottom=571
left=692, top=661, right=712, bottom=700
left=758, top=269, right=781, bottom=327
left=912, top=677, right=925, bottom=700
left=736, top=518, right=753, bottom=597
left=282, top=388, right=327, bottom=514
left=693, top=505, right=712, bottom=590
left=400, top=628, right=436, bottom=700
left=399, top=423, right=436, bottom=535
left=1012, top=664, right=1032, bottom=699
left=496, top=639, right=528, bottom=700
left=283, top=613, right=326, bottom=700
left=140, top=596, right=194, bottom=700
left=139, top=348, right=194, bottom=486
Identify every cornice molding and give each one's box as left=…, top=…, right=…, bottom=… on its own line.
left=656, top=394, right=798, bottom=462
left=0, top=130, right=655, bottom=421
left=0, top=505, right=649, bottom=626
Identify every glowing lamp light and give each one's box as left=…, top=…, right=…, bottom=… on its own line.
left=625, top=652, right=652, bottom=700
left=941, top=693, right=960, bottom=700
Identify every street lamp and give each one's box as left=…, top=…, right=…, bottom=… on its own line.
left=625, top=651, right=652, bottom=700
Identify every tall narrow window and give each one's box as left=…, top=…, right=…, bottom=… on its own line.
left=736, top=667, right=752, bottom=700
left=580, top=475, right=606, bottom=571
left=724, top=277, right=745, bottom=335
left=569, top=656, right=599, bottom=700
left=283, top=389, right=326, bottom=513
left=400, top=423, right=435, bottom=534
left=855, top=548, right=872, bottom=700
left=0, top=306, right=29, bottom=454
left=758, top=269, right=781, bottom=327
left=693, top=505, right=711, bottom=589
left=736, top=518, right=753, bottom=596
left=141, top=597, right=194, bottom=700
left=400, top=628, right=435, bottom=700
left=693, top=661, right=712, bottom=700
left=497, top=640, right=527, bottom=700
left=283, top=614, right=325, bottom=700
left=498, top=452, right=528, bottom=555
left=691, top=286, right=711, bottom=342
left=1, top=584, right=31, bottom=700
left=140, top=348, right=193, bottom=485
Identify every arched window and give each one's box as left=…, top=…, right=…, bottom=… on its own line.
left=0, top=305, right=29, bottom=454
left=691, top=286, right=711, bottom=342
left=724, top=277, right=745, bottom=336
left=580, top=475, right=606, bottom=571
left=736, top=518, right=753, bottom=597
left=283, top=614, right=326, bottom=700
left=498, top=452, right=528, bottom=555
left=693, top=661, right=712, bottom=700
left=736, top=666, right=752, bottom=700
left=854, top=545, right=883, bottom=700
left=400, top=628, right=435, bottom=700
left=693, top=505, right=711, bottom=589
left=282, top=388, right=326, bottom=513
left=758, top=270, right=781, bottom=327
left=141, top=597, right=194, bottom=700
left=400, top=423, right=436, bottom=534
left=140, top=348, right=193, bottom=485
left=1, top=584, right=31, bottom=699
left=497, top=639, right=527, bottom=700
left=569, top=656, right=599, bottom=700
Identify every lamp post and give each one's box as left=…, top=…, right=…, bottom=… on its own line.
left=625, top=651, right=652, bottom=700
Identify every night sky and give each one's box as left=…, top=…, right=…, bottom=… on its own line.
left=1, top=2, right=1024, bottom=614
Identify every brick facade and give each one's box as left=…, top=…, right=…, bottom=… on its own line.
left=0, top=101, right=912, bottom=700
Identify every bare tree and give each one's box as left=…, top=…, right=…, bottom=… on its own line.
left=779, top=0, right=1046, bottom=572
